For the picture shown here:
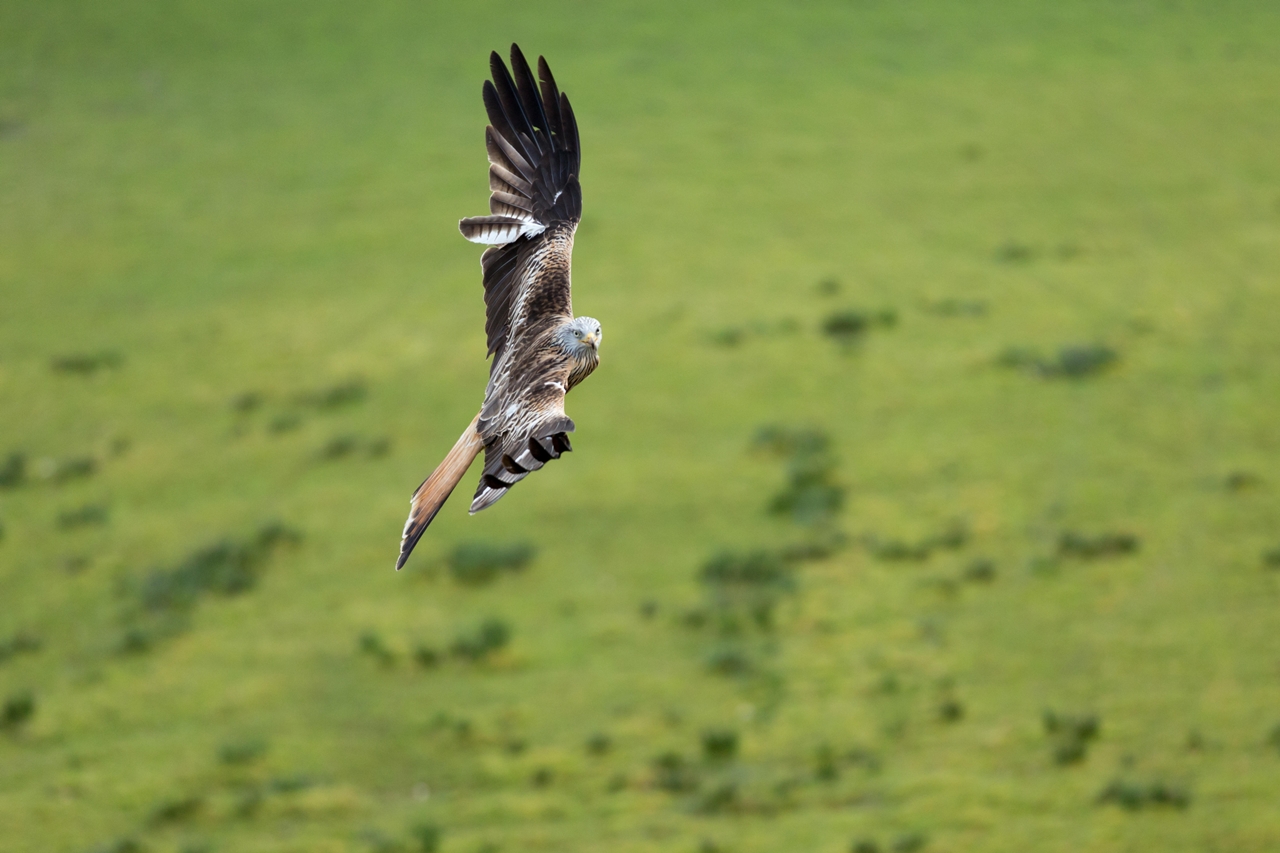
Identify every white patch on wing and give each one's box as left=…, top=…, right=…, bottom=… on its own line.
left=544, top=381, right=566, bottom=392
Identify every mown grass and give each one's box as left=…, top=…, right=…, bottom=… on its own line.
left=2, top=1, right=1280, bottom=851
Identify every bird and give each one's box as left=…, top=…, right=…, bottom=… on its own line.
left=396, top=45, right=600, bottom=570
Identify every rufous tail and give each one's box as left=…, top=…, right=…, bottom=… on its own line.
left=396, top=413, right=484, bottom=570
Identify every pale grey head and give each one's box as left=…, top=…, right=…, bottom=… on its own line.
left=557, top=316, right=602, bottom=354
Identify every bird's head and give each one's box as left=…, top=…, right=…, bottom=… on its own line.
left=562, top=316, right=602, bottom=352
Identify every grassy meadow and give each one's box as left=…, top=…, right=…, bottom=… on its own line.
left=3, top=1, right=1280, bottom=851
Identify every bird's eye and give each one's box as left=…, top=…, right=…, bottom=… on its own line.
left=574, top=330, right=582, bottom=338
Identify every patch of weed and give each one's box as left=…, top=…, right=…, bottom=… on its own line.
left=40, top=456, right=97, bottom=483
left=586, top=732, right=612, bottom=755
left=1058, top=531, right=1139, bottom=560
left=410, top=823, right=441, bottom=853
left=317, top=434, right=392, bottom=461
left=450, top=618, right=511, bottom=661
left=2, top=691, right=35, bottom=729
left=57, top=503, right=109, bottom=529
left=1044, top=710, right=1100, bottom=765
left=50, top=351, right=123, bottom=375
left=219, top=737, right=268, bottom=765
left=358, top=631, right=397, bottom=666
left=1096, top=778, right=1190, bottom=811
left=699, top=550, right=794, bottom=631
left=695, top=781, right=738, bottom=814
left=300, top=378, right=367, bottom=410
left=148, top=795, right=202, bottom=825
left=652, top=751, right=699, bottom=793
left=995, top=241, right=1035, bottom=263
left=230, top=391, right=264, bottom=413
left=0, top=453, right=26, bottom=488
left=701, top=729, right=738, bottom=761
left=963, top=559, right=997, bottom=582
left=997, top=344, right=1118, bottom=379
left=0, top=632, right=42, bottom=665
left=447, top=541, right=535, bottom=586
left=821, top=309, right=897, bottom=345
left=413, top=645, right=441, bottom=668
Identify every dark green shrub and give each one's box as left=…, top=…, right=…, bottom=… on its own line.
left=318, top=435, right=360, bottom=460
left=821, top=309, right=896, bottom=344
left=892, top=833, right=928, bottom=852
left=704, top=646, right=751, bottom=676
left=49, top=456, right=97, bottom=483
left=57, top=503, right=109, bottom=529
left=699, top=551, right=795, bottom=632
left=230, top=391, right=264, bottom=413
left=1050, top=345, right=1117, bottom=378
left=1, top=691, right=35, bottom=729
left=963, top=559, right=997, bottom=582
left=865, top=537, right=931, bottom=562
left=0, top=632, right=42, bottom=665
left=995, top=241, right=1034, bottom=263
left=651, top=752, right=698, bottom=793
left=814, top=743, right=838, bottom=781
left=586, top=732, right=612, bottom=755
left=0, top=453, right=25, bottom=488
left=447, top=541, right=535, bottom=585
left=1044, top=710, right=1100, bottom=765
left=450, top=618, right=511, bottom=661
left=996, top=343, right=1118, bottom=379
left=135, top=523, right=300, bottom=616
left=300, top=378, right=366, bottom=409
left=358, top=631, right=396, bottom=666
left=88, top=838, right=145, bottom=853
left=1224, top=470, right=1262, bottom=491
left=148, top=796, right=202, bottom=824
left=411, top=823, right=441, bottom=853
left=268, top=413, right=302, bottom=433
left=695, top=782, right=738, bottom=814
left=1096, top=778, right=1190, bottom=810
left=50, top=351, right=123, bottom=374
left=1058, top=532, right=1139, bottom=560
left=701, top=729, right=738, bottom=761
left=219, top=737, right=268, bottom=765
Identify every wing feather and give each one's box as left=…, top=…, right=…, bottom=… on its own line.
left=460, top=45, right=582, bottom=367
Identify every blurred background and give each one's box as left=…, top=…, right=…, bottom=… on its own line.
left=2, top=2, right=1279, bottom=851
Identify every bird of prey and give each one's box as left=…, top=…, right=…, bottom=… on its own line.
left=396, top=45, right=600, bottom=570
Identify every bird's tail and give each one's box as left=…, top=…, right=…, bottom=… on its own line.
left=396, top=413, right=484, bottom=570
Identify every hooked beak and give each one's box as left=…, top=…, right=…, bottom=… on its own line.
left=582, top=332, right=600, bottom=348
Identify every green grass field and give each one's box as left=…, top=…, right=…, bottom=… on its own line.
left=3, top=2, right=1280, bottom=851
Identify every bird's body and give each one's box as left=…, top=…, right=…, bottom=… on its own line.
left=396, top=46, right=600, bottom=570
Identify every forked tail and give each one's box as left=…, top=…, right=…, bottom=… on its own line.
left=396, top=413, right=484, bottom=570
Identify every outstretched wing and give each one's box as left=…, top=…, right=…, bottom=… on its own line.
left=470, top=368, right=576, bottom=514
left=459, top=45, right=582, bottom=374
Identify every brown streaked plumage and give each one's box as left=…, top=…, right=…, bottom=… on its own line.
left=397, top=45, right=601, bottom=570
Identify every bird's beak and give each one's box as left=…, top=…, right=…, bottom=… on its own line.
left=582, top=332, right=599, bottom=348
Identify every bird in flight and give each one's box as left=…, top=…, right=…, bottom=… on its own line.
left=396, top=45, right=600, bottom=570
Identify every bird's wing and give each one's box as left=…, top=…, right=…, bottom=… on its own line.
left=469, top=358, right=576, bottom=514
left=459, top=45, right=582, bottom=377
